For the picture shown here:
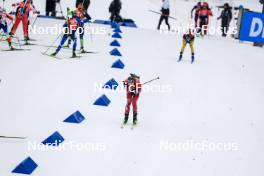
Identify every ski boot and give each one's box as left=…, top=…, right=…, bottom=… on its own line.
left=121, top=114, right=129, bottom=128
left=8, top=39, right=14, bottom=50
left=133, top=112, right=138, bottom=126
left=178, top=52, right=183, bottom=62
left=80, top=47, right=86, bottom=54
left=9, top=44, right=14, bottom=50
left=24, top=37, right=30, bottom=45
left=51, top=50, right=59, bottom=57
left=72, top=50, right=77, bottom=58
left=191, top=53, right=195, bottom=64
left=123, top=114, right=129, bottom=125
left=9, top=32, right=14, bottom=38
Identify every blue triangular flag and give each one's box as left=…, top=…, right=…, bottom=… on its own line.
left=110, top=48, right=122, bottom=56
left=64, top=111, right=85, bottom=124
left=111, top=59, right=125, bottom=69
left=12, top=157, right=38, bottom=175
left=93, top=94, right=111, bottom=106
left=112, top=32, right=122, bottom=39
left=103, top=78, right=119, bottom=90
left=110, top=40, right=121, bottom=47
left=42, top=131, right=64, bottom=146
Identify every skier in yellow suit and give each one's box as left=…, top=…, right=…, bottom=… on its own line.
left=178, top=29, right=195, bottom=63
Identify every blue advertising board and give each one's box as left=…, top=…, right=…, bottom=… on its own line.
left=240, top=11, right=264, bottom=43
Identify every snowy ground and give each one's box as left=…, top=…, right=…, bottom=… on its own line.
left=1, top=0, right=264, bottom=176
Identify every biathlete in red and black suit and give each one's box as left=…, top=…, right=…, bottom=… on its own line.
left=123, top=73, right=142, bottom=125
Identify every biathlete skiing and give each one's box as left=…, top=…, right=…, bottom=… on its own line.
left=178, top=29, right=195, bottom=63
left=0, top=7, right=14, bottom=50
left=197, top=2, right=212, bottom=36
left=121, top=74, right=160, bottom=129
left=51, top=11, right=83, bottom=58
left=122, top=73, right=142, bottom=128
left=64, top=3, right=91, bottom=53
left=9, top=0, right=38, bottom=45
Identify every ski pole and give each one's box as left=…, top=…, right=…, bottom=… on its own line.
left=143, top=77, right=160, bottom=85
left=0, top=135, right=27, bottom=139
left=43, top=32, right=63, bottom=55
left=149, top=10, right=178, bottom=20
left=87, top=22, right=93, bottom=43
left=58, top=1, right=65, bottom=18
left=0, top=31, right=4, bottom=41
left=31, top=14, right=38, bottom=28
left=15, top=35, right=22, bottom=49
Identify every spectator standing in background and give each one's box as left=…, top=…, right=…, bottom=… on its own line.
left=217, top=3, right=232, bottom=37
left=157, top=0, right=170, bottom=31
left=46, top=0, right=57, bottom=16
left=109, top=0, right=122, bottom=22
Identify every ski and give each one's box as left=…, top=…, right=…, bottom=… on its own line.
left=40, top=45, right=99, bottom=54
left=22, top=38, right=40, bottom=42
left=70, top=55, right=82, bottom=59
left=41, top=52, right=63, bottom=60
left=62, top=45, right=70, bottom=49
left=0, top=135, right=27, bottom=139
left=131, top=124, right=138, bottom=130
left=120, top=123, right=138, bottom=129
left=1, top=48, right=31, bottom=52
left=41, top=52, right=81, bottom=60
left=22, top=43, right=38, bottom=46
left=120, top=122, right=128, bottom=129
left=78, top=50, right=99, bottom=54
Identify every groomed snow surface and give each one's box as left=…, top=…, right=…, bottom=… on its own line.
left=0, top=0, right=264, bottom=176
